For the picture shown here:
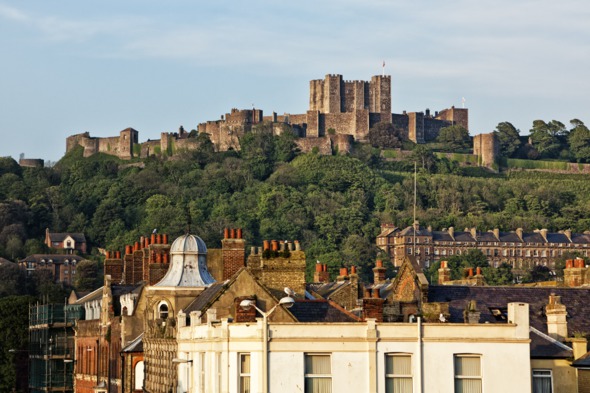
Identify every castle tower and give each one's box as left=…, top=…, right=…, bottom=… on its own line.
left=473, top=132, right=499, bottom=168
left=324, top=74, right=343, bottom=113
left=370, top=75, right=392, bottom=120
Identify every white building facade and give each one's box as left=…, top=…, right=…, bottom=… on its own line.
left=175, top=303, right=532, bottom=393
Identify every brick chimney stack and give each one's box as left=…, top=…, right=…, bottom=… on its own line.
left=362, top=287, right=385, bottom=322
left=438, top=261, right=451, bottom=285
left=373, top=260, right=386, bottom=284
left=546, top=293, right=568, bottom=341
left=222, top=227, right=246, bottom=280
left=314, top=263, right=329, bottom=283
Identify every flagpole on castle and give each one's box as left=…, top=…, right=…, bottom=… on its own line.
left=382, top=60, right=385, bottom=77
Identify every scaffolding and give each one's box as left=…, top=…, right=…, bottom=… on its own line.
left=29, top=303, right=84, bottom=392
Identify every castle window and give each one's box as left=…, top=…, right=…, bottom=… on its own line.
left=159, top=303, right=169, bottom=320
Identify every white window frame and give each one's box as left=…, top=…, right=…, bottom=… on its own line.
left=304, top=353, right=332, bottom=393
left=239, top=353, right=251, bottom=393
left=454, top=354, right=482, bottom=393
left=385, top=353, right=413, bottom=393
left=532, top=369, right=553, bottom=393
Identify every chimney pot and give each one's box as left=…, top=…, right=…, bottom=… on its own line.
left=237, top=228, right=243, bottom=239
left=151, top=233, right=156, bottom=244
left=156, top=234, right=162, bottom=244
left=134, top=242, right=139, bottom=252
left=163, top=253, right=169, bottom=264
left=372, top=288, right=380, bottom=298
left=566, top=259, right=573, bottom=269
left=263, top=240, right=270, bottom=251
left=468, top=268, right=474, bottom=277
left=364, top=288, right=372, bottom=298
left=106, top=251, right=110, bottom=259
left=125, top=245, right=132, bottom=255
left=476, top=267, right=482, bottom=275
left=163, top=234, right=168, bottom=244
left=271, top=240, right=278, bottom=251
left=230, top=228, right=236, bottom=239
left=376, top=260, right=383, bottom=268
left=224, top=228, right=229, bottom=239
left=339, top=267, right=348, bottom=277
left=251, top=246, right=256, bottom=255
left=351, top=266, right=357, bottom=274
left=116, top=251, right=121, bottom=259
left=316, top=263, right=323, bottom=273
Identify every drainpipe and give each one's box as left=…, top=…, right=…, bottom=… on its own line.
left=417, top=317, right=423, bottom=393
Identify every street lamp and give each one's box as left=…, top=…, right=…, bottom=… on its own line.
left=239, top=293, right=295, bottom=393
left=172, top=357, right=193, bottom=393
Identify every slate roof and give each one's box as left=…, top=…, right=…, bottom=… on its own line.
left=572, top=351, right=590, bottom=368
left=288, top=300, right=361, bottom=322
left=383, top=225, right=590, bottom=246
left=307, top=281, right=350, bottom=298
left=122, top=333, right=143, bottom=353
left=20, top=254, right=85, bottom=264
left=48, top=232, right=87, bottom=243
left=183, top=282, right=226, bottom=314
left=427, top=285, right=590, bottom=337
left=529, top=327, right=573, bottom=359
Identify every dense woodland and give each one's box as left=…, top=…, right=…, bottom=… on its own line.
left=2, top=123, right=590, bottom=285
left=1, top=121, right=590, bottom=391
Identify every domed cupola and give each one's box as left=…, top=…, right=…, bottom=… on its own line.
left=153, top=234, right=215, bottom=287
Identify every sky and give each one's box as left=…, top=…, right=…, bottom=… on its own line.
left=0, top=0, right=589, bottom=162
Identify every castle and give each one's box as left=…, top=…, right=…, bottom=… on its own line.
left=65, top=73, right=486, bottom=161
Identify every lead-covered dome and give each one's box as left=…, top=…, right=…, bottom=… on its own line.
left=154, top=234, right=215, bottom=287
left=169, top=233, right=207, bottom=255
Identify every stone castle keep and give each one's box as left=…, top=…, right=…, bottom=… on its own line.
left=66, top=73, right=487, bottom=160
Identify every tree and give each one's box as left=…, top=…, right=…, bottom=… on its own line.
left=436, top=125, right=470, bottom=150
left=494, top=122, right=521, bottom=158
left=522, top=265, right=553, bottom=283
left=74, top=260, right=102, bottom=291
left=484, top=262, right=514, bottom=285
left=529, top=120, right=567, bottom=159
left=407, top=145, right=437, bottom=172
left=0, top=296, right=34, bottom=393
left=367, top=122, right=402, bottom=149
left=568, top=119, right=590, bottom=162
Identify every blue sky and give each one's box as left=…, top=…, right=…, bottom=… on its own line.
left=1, top=0, right=589, bottom=162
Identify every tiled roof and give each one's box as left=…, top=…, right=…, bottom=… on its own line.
left=433, top=232, right=454, bottom=242
left=454, top=232, right=476, bottom=242
left=427, top=285, right=590, bottom=337
left=48, top=232, right=86, bottom=243
left=288, top=300, right=361, bottom=322
left=478, top=232, right=498, bottom=242
left=546, top=233, right=570, bottom=243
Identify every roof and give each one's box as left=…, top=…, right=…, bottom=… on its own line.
left=20, top=254, right=85, bottom=264
left=47, top=232, right=86, bottom=243
left=183, top=282, right=226, bottom=314
left=306, top=281, right=350, bottom=298
left=572, top=351, right=590, bottom=368
left=122, top=333, right=143, bottom=353
left=529, top=327, right=573, bottom=359
left=288, top=299, right=361, bottom=322
left=427, top=285, right=590, bottom=337
left=379, top=225, right=590, bottom=246
left=0, top=257, right=14, bottom=265
left=154, top=233, right=215, bottom=287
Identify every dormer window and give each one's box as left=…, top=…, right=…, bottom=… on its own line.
left=66, top=240, right=72, bottom=248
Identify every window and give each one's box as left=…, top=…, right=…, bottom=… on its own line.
left=239, top=353, right=250, bottom=393
left=159, top=303, right=169, bottom=320
left=454, top=354, right=481, bottom=393
left=199, top=352, right=206, bottom=393
left=532, top=369, right=552, bottom=393
left=305, top=354, right=331, bottom=393
left=385, top=354, right=412, bottom=393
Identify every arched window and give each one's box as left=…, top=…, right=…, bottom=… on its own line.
left=134, top=361, right=144, bottom=390
left=159, top=303, right=169, bottom=320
